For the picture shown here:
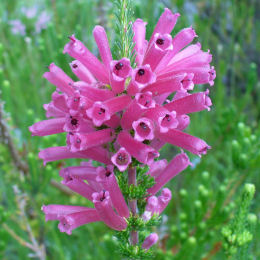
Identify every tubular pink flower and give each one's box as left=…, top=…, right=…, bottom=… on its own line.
left=41, top=204, right=91, bottom=221
left=142, top=233, right=159, bottom=250
left=132, top=117, right=155, bottom=142
left=86, top=102, right=110, bottom=127
left=117, top=131, right=159, bottom=165
left=171, top=26, right=197, bottom=55
left=157, top=188, right=172, bottom=214
left=162, top=66, right=215, bottom=87
left=173, top=90, right=190, bottom=101
left=86, top=95, right=131, bottom=126
left=147, top=159, right=168, bottom=178
left=93, top=25, right=112, bottom=70
left=157, top=129, right=211, bottom=156
left=93, top=191, right=127, bottom=231
left=29, top=117, right=66, bottom=136
left=146, top=196, right=159, bottom=212
left=142, top=74, right=185, bottom=96
left=96, top=166, right=129, bottom=218
left=142, top=196, right=158, bottom=221
left=165, top=43, right=202, bottom=67
left=73, top=81, right=114, bottom=101
left=127, top=65, right=156, bottom=95
left=38, top=146, right=110, bottom=165
left=133, top=19, right=147, bottom=65
left=149, top=8, right=180, bottom=47
left=176, top=114, right=190, bottom=131
left=70, top=60, right=96, bottom=84
left=67, top=91, right=94, bottom=115
left=43, top=63, right=74, bottom=95
left=61, top=177, right=96, bottom=201
left=110, top=58, right=132, bottom=94
left=111, top=147, right=132, bottom=172
left=59, top=166, right=97, bottom=182
left=50, top=92, right=69, bottom=112
left=148, top=153, right=190, bottom=195
left=43, top=102, right=65, bottom=118
left=142, top=105, right=172, bottom=127
left=165, top=90, right=212, bottom=114
left=156, top=27, right=197, bottom=72
left=143, top=33, right=173, bottom=71
left=67, top=129, right=114, bottom=152
left=63, top=35, right=109, bottom=83
left=135, top=92, right=156, bottom=109
left=101, top=94, right=132, bottom=114
left=58, top=209, right=101, bottom=235
left=121, top=100, right=143, bottom=130
left=165, top=50, right=212, bottom=74
left=150, top=138, right=165, bottom=151
left=158, top=110, right=178, bottom=133
left=63, top=114, right=94, bottom=133
left=153, top=92, right=171, bottom=105
left=181, top=73, right=194, bottom=90
left=104, top=114, right=121, bottom=128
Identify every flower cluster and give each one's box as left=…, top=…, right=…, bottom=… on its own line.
left=29, top=8, right=215, bottom=248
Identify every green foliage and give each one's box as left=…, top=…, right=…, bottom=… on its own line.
left=116, top=214, right=161, bottom=259
left=115, top=165, right=160, bottom=259
left=222, top=184, right=256, bottom=259
left=117, top=165, right=155, bottom=201
left=113, top=0, right=135, bottom=63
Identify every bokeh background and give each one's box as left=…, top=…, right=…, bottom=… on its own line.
left=0, top=0, right=259, bottom=259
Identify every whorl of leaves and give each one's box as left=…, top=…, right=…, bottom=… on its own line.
left=113, top=0, right=136, bottom=65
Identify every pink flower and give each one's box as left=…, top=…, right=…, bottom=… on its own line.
left=142, top=233, right=159, bottom=249
left=92, top=191, right=127, bottom=231
left=132, top=117, right=154, bottom=141
left=86, top=95, right=131, bottom=126
left=42, top=205, right=101, bottom=235
left=93, top=25, right=112, bottom=70
left=69, top=60, right=96, bottom=84
left=117, top=131, right=159, bottom=165
left=43, top=63, right=74, bottom=95
left=31, top=7, right=215, bottom=237
left=133, top=19, right=147, bottom=66
left=111, top=147, right=132, bottom=172
left=110, top=58, right=132, bottom=94
left=96, top=166, right=129, bottom=217
left=148, top=153, right=191, bottom=195
left=127, top=64, right=156, bottom=94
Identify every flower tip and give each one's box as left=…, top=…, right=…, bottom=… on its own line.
left=42, top=72, right=49, bottom=79
left=93, top=25, right=104, bottom=33
left=38, top=150, right=47, bottom=165
left=142, top=233, right=159, bottom=250
left=41, top=205, right=46, bottom=211
left=28, top=125, right=33, bottom=133
left=196, top=42, right=202, bottom=49
left=134, top=18, right=147, bottom=26
left=68, top=34, right=76, bottom=42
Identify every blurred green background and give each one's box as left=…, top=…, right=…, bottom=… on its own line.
left=0, top=0, right=259, bottom=259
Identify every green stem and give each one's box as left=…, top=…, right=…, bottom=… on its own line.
left=115, top=0, right=134, bottom=60
left=128, top=166, right=138, bottom=245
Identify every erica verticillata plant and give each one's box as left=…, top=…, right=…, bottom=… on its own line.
left=29, top=1, right=215, bottom=258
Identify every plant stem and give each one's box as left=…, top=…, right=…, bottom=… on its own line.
left=128, top=166, right=138, bottom=245
left=114, top=0, right=134, bottom=61
left=0, top=101, right=29, bottom=174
